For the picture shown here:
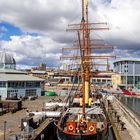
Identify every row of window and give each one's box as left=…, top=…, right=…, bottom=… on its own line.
left=7, top=90, right=18, bottom=97
left=92, top=79, right=111, bottom=84
left=26, top=82, right=40, bottom=87
left=25, top=89, right=36, bottom=96
left=122, top=76, right=140, bottom=84
left=0, top=81, right=41, bottom=88
left=7, top=89, right=36, bottom=97
left=7, top=81, right=41, bottom=88
left=8, top=82, right=25, bottom=88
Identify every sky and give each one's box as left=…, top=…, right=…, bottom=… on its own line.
left=0, top=0, right=140, bottom=69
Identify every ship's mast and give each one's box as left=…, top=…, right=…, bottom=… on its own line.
left=61, top=1, right=115, bottom=117
left=81, top=0, right=86, bottom=120
left=85, top=0, right=90, bottom=106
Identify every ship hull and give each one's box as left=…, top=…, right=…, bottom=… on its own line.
left=57, top=127, right=108, bottom=140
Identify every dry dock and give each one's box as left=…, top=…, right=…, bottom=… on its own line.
left=0, top=96, right=64, bottom=140
left=0, top=95, right=140, bottom=140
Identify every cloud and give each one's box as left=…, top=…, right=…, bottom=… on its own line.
left=0, top=0, right=140, bottom=68
left=0, top=0, right=80, bottom=34
left=1, top=35, right=64, bottom=67
left=93, top=0, right=140, bottom=44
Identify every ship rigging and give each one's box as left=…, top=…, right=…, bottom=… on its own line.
left=56, top=0, right=115, bottom=139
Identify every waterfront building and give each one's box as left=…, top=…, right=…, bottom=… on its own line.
left=91, top=71, right=113, bottom=86
left=113, top=60, right=140, bottom=88
left=32, top=63, right=46, bottom=71
left=25, top=63, right=48, bottom=79
left=29, top=70, right=48, bottom=79
left=0, top=51, right=44, bottom=99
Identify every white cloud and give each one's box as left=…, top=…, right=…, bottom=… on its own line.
left=93, top=0, right=140, bottom=43
left=0, top=0, right=80, bottom=34
left=1, top=35, right=65, bottom=66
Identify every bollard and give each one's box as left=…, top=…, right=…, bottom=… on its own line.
left=120, top=122, right=125, bottom=131
left=117, top=115, right=120, bottom=123
left=114, top=111, right=117, bottom=117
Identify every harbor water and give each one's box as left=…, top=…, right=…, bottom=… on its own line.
left=117, top=95, right=140, bottom=117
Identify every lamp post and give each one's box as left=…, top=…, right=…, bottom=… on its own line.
left=126, top=70, right=127, bottom=89
left=3, top=121, right=7, bottom=140
left=125, top=62, right=128, bottom=89
left=133, top=62, right=135, bottom=88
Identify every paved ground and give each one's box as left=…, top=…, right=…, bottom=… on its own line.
left=0, top=96, right=63, bottom=140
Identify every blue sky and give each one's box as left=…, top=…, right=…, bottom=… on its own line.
left=0, top=0, right=140, bottom=69
left=0, top=22, right=38, bottom=41
left=0, top=22, right=22, bottom=40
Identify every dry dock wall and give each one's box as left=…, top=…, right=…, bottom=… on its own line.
left=33, top=121, right=57, bottom=140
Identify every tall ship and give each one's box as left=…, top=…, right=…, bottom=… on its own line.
left=56, top=0, right=114, bottom=140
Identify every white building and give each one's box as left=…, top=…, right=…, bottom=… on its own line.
left=0, top=51, right=44, bottom=99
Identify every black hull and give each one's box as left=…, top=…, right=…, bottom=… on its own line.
left=57, top=128, right=108, bottom=140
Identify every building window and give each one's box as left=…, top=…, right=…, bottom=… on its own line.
left=66, top=78, right=69, bottom=82
left=26, top=81, right=40, bottom=87
left=7, top=90, right=18, bottom=98
left=25, top=89, right=36, bottom=96
left=26, top=82, right=34, bottom=87
left=0, top=82, right=6, bottom=87
left=124, top=70, right=128, bottom=73
left=8, top=82, right=25, bottom=88
left=18, top=82, right=25, bottom=88
left=35, top=82, right=40, bottom=87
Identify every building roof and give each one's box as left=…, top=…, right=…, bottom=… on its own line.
left=0, top=73, right=45, bottom=81
left=114, top=60, right=140, bottom=64
left=0, top=69, right=27, bottom=74
left=0, top=51, right=16, bottom=64
left=31, top=70, right=47, bottom=74
left=97, top=71, right=114, bottom=76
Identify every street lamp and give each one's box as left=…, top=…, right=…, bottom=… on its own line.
left=3, top=121, right=7, bottom=140
left=126, top=70, right=127, bottom=89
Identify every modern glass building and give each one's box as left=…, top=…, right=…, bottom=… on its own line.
left=113, top=60, right=140, bottom=88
